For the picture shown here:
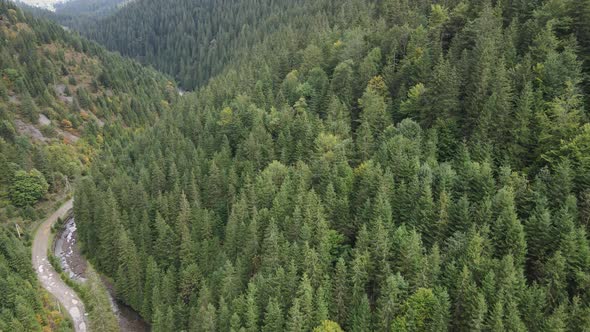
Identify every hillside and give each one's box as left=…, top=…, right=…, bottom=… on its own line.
left=53, top=0, right=126, bottom=16
left=76, top=0, right=345, bottom=90
left=74, top=0, right=590, bottom=331
left=0, top=1, right=175, bottom=329
left=0, top=225, right=71, bottom=331
left=16, top=0, right=128, bottom=32
left=0, top=0, right=176, bottom=216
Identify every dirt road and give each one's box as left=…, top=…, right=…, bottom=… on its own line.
left=32, top=198, right=88, bottom=332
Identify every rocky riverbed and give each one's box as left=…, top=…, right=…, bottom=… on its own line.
left=54, top=217, right=150, bottom=332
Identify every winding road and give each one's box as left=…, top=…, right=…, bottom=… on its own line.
left=32, top=198, right=88, bottom=332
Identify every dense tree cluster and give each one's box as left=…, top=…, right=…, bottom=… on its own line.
left=0, top=0, right=176, bottom=219
left=76, top=0, right=346, bottom=90
left=0, top=2, right=174, bottom=330
left=75, top=0, right=590, bottom=331
left=9, top=169, right=49, bottom=207
left=17, top=0, right=127, bottom=33
left=52, top=0, right=124, bottom=17
left=0, top=226, right=71, bottom=330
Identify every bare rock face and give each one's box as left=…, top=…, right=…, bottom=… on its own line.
left=14, top=119, right=47, bottom=142
left=39, top=113, right=51, bottom=126
left=54, top=84, right=73, bottom=104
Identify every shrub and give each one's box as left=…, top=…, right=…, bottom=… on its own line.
left=9, top=169, right=49, bottom=207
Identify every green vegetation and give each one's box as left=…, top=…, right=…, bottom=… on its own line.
left=17, top=0, right=127, bottom=34
left=314, top=320, right=344, bottom=332
left=48, top=215, right=118, bottom=332
left=0, top=226, right=72, bottom=331
left=10, top=169, right=49, bottom=207
left=0, top=0, right=176, bottom=223
left=77, top=0, right=338, bottom=89
left=0, top=1, right=175, bottom=330
left=70, top=0, right=590, bottom=331
left=53, top=0, right=125, bottom=18
left=84, top=269, right=119, bottom=332
left=4, top=0, right=590, bottom=330
left=48, top=250, right=119, bottom=332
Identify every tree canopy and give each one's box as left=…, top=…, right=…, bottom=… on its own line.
left=70, top=0, right=590, bottom=331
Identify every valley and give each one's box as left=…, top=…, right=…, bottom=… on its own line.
left=3, top=0, right=590, bottom=331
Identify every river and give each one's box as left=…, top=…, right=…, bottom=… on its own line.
left=54, top=217, right=150, bottom=332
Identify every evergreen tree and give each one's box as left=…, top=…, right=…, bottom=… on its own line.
left=263, top=298, right=284, bottom=332
left=37, top=0, right=590, bottom=330
left=491, top=187, right=526, bottom=266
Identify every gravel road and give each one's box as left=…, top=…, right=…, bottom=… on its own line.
left=32, top=199, right=88, bottom=332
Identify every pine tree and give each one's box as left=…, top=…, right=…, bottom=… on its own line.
left=415, top=178, right=436, bottom=246
left=545, top=305, right=568, bottom=332
left=98, top=190, right=122, bottom=274
left=376, top=273, right=408, bottom=331
left=154, top=213, right=176, bottom=269
left=359, top=86, right=390, bottom=137
left=115, top=230, right=142, bottom=309
left=491, top=187, right=526, bottom=266
left=332, top=258, right=349, bottom=325
left=348, top=293, right=371, bottom=332
left=202, top=304, right=217, bottom=332
left=218, top=298, right=232, bottom=332
left=568, top=296, right=590, bottom=332
left=404, top=288, right=439, bottom=332
left=164, top=306, right=176, bottom=332
left=355, top=122, right=375, bottom=162
left=141, top=257, right=160, bottom=320
left=504, top=299, right=526, bottom=332
left=286, top=299, right=305, bottom=332
left=400, top=83, right=427, bottom=122
left=391, top=226, right=425, bottom=288
left=525, top=196, right=554, bottom=279
left=306, top=67, right=330, bottom=117
left=486, top=300, right=504, bottom=332
left=263, top=298, right=284, bottom=332
left=245, top=282, right=259, bottom=332
left=331, top=60, right=354, bottom=107
left=297, top=273, right=315, bottom=331
left=427, top=57, right=459, bottom=122
left=20, top=93, right=39, bottom=124
left=261, top=218, right=281, bottom=275
left=453, top=266, right=487, bottom=332
left=314, top=284, right=330, bottom=325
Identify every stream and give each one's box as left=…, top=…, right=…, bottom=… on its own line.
left=54, top=217, right=150, bottom=332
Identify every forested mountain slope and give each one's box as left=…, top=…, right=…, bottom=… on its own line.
left=78, top=0, right=347, bottom=90
left=53, top=0, right=127, bottom=16
left=0, top=0, right=176, bottom=217
left=0, top=1, right=175, bottom=328
left=0, top=226, right=70, bottom=331
left=75, top=0, right=590, bottom=331
left=16, top=0, right=128, bottom=32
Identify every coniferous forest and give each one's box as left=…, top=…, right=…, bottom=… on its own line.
left=4, top=0, right=590, bottom=330
left=79, top=0, right=330, bottom=89
left=0, top=0, right=176, bottom=221
left=0, top=0, right=174, bottom=329
left=73, top=0, right=590, bottom=331
left=17, top=0, right=127, bottom=34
